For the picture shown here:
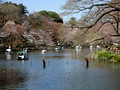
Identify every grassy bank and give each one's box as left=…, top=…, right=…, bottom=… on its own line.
left=94, top=50, right=120, bottom=62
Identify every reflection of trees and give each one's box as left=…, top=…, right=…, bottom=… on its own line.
left=45, top=55, right=65, bottom=59
left=0, top=68, right=28, bottom=89
left=63, top=49, right=86, bottom=60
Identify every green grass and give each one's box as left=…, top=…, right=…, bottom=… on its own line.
left=95, top=50, right=120, bottom=62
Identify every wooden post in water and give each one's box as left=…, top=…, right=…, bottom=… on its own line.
left=31, top=61, right=32, bottom=65
left=11, top=61, right=13, bottom=66
left=42, top=59, right=46, bottom=68
left=85, top=57, right=89, bottom=68
left=67, top=60, right=68, bottom=65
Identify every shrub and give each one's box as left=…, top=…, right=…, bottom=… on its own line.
left=95, top=50, right=120, bottom=62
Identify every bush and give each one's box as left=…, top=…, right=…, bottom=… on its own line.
left=95, top=50, right=120, bottom=62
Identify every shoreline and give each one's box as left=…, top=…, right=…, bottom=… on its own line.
left=88, top=49, right=120, bottom=62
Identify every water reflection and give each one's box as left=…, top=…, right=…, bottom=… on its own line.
left=0, top=49, right=120, bottom=89
left=0, top=68, right=27, bottom=89
left=76, top=48, right=82, bottom=59
left=90, top=47, right=94, bottom=53
left=6, top=54, right=11, bottom=60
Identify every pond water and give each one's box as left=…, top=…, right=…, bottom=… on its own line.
left=0, top=48, right=120, bottom=90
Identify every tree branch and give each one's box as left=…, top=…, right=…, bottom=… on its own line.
left=77, top=9, right=118, bottom=30
left=86, top=35, right=107, bottom=44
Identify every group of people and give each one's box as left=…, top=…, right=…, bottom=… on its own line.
left=105, top=45, right=119, bottom=53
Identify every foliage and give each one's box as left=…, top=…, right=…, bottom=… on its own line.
left=48, top=11, right=63, bottom=23
left=1, top=22, right=25, bottom=48
left=0, top=2, right=64, bottom=48
left=39, top=10, right=63, bottom=23
left=50, top=22, right=63, bottom=42
left=0, top=2, right=21, bottom=26
left=38, top=10, right=49, bottom=16
left=27, top=11, right=64, bottom=46
left=4, top=2, right=28, bottom=15
left=95, top=50, right=120, bottom=61
left=69, top=17, right=77, bottom=28
left=29, top=11, right=63, bottom=29
left=0, top=1, right=28, bottom=27
left=28, top=12, right=43, bottom=29
left=17, top=3, right=28, bottom=15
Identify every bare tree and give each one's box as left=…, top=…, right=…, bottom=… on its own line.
left=61, top=0, right=120, bottom=33
left=61, top=0, right=120, bottom=45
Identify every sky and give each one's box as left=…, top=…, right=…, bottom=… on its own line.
left=5, top=0, right=81, bottom=22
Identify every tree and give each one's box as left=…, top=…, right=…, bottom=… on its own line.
left=0, top=2, right=22, bottom=27
left=69, top=17, right=77, bottom=28
left=0, top=2, right=28, bottom=27
left=48, top=11, right=63, bottom=23
left=18, top=3, right=28, bottom=15
left=61, top=0, right=120, bottom=32
left=28, top=12, right=43, bottom=29
left=61, top=0, right=120, bottom=45
left=39, top=10, right=49, bottom=16
left=39, top=10, right=63, bottom=23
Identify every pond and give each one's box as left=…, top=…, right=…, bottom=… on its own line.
left=0, top=48, right=120, bottom=90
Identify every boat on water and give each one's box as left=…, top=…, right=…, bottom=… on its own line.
left=17, top=51, right=28, bottom=60
left=41, top=50, right=47, bottom=54
left=76, top=45, right=82, bottom=49
left=23, top=48, right=28, bottom=52
left=55, top=46, right=61, bottom=51
left=5, top=47, right=13, bottom=54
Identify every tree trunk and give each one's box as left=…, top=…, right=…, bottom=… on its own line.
left=116, top=21, right=119, bottom=35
